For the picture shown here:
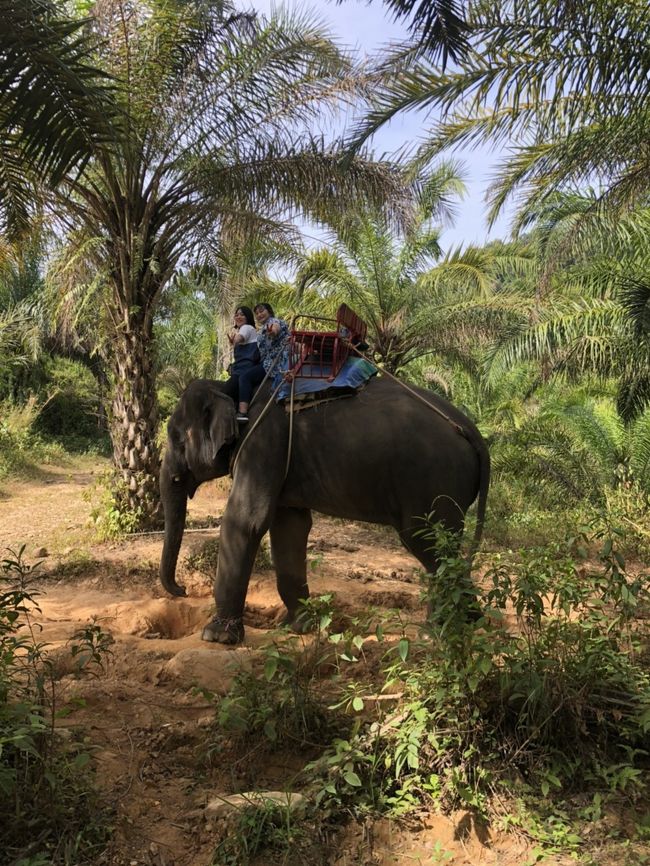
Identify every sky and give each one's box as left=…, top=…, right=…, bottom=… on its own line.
left=248, top=0, right=514, bottom=253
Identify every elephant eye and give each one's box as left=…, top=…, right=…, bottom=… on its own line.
left=172, top=431, right=185, bottom=449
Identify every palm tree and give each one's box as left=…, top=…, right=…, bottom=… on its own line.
left=494, top=393, right=650, bottom=509
left=47, top=0, right=405, bottom=521
left=483, top=196, right=650, bottom=421
left=0, top=0, right=118, bottom=236
left=0, top=233, right=110, bottom=424
left=0, top=237, right=47, bottom=397
left=156, top=284, right=220, bottom=398
left=296, top=162, right=465, bottom=373
left=351, top=0, right=650, bottom=221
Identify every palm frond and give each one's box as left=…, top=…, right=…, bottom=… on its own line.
left=0, top=299, right=42, bottom=366
left=628, top=409, right=650, bottom=488
left=376, top=0, right=469, bottom=64
left=424, top=245, right=500, bottom=298
left=617, top=372, right=650, bottom=425
left=485, top=298, right=628, bottom=385
left=0, top=133, right=33, bottom=237
left=194, top=143, right=409, bottom=231
left=619, top=275, right=650, bottom=336
left=0, top=0, right=120, bottom=234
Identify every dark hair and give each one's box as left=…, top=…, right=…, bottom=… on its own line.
left=235, top=306, right=255, bottom=327
left=254, top=302, right=275, bottom=318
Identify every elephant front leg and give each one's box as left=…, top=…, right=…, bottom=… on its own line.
left=270, top=506, right=312, bottom=632
left=202, top=505, right=271, bottom=645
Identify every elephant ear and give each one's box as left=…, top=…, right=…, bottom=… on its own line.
left=207, top=391, right=238, bottom=461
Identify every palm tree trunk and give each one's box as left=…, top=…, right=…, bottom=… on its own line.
left=109, top=314, right=161, bottom=525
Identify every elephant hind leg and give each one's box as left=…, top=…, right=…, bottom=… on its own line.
left=269, top=506, right=312, bottom=629
left=398, top=515, right=480, bottom=622
left=398, top=524, right=444, bottom=575
left=398, top=505, right=465, bottom=574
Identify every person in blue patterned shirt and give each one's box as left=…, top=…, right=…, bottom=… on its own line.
left=235, top=302, right=289, bottom=422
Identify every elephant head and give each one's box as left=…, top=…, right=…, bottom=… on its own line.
left=159, top=380, right=238, bottom=596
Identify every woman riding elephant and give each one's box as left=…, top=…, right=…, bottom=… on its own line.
left=235, top=302, right=289, bottom=422
left=225, top=306, right=259, bottom=400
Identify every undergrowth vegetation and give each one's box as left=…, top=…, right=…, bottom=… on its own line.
left=84, top=469, right=146, bottom=540
left=0, top=398, right=67, bottom=480
left=204, top=520, right=650, bottom=865
left=0, top=547, right=111, bottom=864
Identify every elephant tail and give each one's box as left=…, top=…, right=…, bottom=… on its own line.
left=465, top=432, right=490, bottom=574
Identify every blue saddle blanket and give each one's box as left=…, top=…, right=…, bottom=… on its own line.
left=275, top=356, right=376, bottom=401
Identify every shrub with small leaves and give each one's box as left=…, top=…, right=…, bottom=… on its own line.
left=0, top=546, right=109, bottom=863
left=84, top=469, right=144, bottom=539
left=68, top=616, right=114, bottom=676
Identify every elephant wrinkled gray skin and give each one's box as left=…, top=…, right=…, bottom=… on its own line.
left=160, top=377, right=490, bottom=644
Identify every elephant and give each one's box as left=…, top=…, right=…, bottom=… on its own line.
left=159, top=376, right=490, bottom=644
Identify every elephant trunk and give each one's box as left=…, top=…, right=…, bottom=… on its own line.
left=159, top=466, right=189, bottom=597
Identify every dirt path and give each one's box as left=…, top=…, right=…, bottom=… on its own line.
left=0, top=459, right=547, bottom=866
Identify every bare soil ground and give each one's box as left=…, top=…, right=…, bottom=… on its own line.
left=0, top=459, right=569, bottom=866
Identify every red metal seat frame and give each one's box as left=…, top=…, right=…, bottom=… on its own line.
left=288, top=304, right=367, bottom=381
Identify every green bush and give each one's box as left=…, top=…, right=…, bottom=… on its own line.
left=0, top=547, right=110, bottom=863
left=209, top=625, right=339, bottom=756
left=0, top=397, right=66, bottom=479
left=211, top=796, right=310, bottom=866
left=486, top=472, right=650, bottom=560
left=312, top=520, right=650, bottom=825
left=35, top=357, right=107, bottom=450
left=85, top=469, right=145, bottom=539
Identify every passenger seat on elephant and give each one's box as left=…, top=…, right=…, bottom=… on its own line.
left=278, top=304, right=375, bottom=409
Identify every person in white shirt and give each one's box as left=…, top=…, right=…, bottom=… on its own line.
left=225, top=306, right=260, bottom=406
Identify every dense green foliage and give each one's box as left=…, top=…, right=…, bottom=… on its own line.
left=0, top=0, right=119, bottom=237
left=0, top=548, right=112, bottom=863
left=205, top=522, right=650, bottom=864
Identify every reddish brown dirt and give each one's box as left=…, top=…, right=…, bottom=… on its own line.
left=0, top=459, right=571, bottom=866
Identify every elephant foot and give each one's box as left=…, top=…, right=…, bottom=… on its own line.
left=282, top=608, right=315, bottom=635
left=201, top=615, right=244, bottom=645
